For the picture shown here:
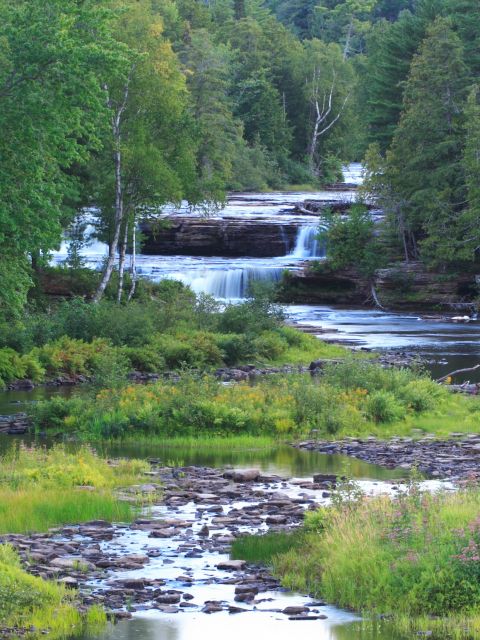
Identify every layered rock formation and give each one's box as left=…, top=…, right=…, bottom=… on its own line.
left=140, top=218, right=301, bottom=257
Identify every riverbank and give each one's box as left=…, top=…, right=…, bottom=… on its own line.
left=267, top=483, right=480, bottom=639
left=0, top=457, right=406, bottom=638
left=278, top=260, right=480, bottom=311
left=296, top=434, right=480, bottom=479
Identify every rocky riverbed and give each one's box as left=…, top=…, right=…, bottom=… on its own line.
left=1, top=461, right=438, bottom=638
left=296, top=435, right=480, bottom=479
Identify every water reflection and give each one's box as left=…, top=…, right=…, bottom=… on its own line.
left=0, top=435, right=404, bottom=481
left=77, top=613, right=409, bottom=640
left=95, top=442, right=404, bottom=480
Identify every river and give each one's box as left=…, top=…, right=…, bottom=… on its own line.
left=3, top=164, right=475, bottom=639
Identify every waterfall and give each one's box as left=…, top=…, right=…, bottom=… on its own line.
left=159, top=266, right=284, bottom=300
left=279, top=225, right=290, bottom=254
left=289, top=225, right=325, bottom=259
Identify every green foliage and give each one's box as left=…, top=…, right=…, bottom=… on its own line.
left=0, top=544, right=106, bottom=638
left=320, top=204, right=384, bottom=277
left=0, top=0, right=127, bottom=321
left=231, top=530, right=303, bottom=564
left=0, top=444, right=147, bottom=533
left=273, top=486, right=480, bottom=636
left=32, top=362, right=461, bottom=440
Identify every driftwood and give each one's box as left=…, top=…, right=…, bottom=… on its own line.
left=370, top=284, right=385, bottom=310
left=437, top=364, right=480, bottom=383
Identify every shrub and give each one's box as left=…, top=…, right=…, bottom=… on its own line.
left=253, top=331, right=288, bottom=360
left=365, top=390, right=406, bottom=423
left=398, top=378, right=443, bottom=413
left=214, top=334, right=255, bottom=365
left=0, top=348, right=27, bottom=387
left=33, top=337, right=115, bottom=377
left=124, top=344, right=165, bottom=373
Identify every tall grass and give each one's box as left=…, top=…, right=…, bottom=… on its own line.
left=0, top=444, right=147, bottom=533
left=0, top=544, right=107, bottom=637
left=231, top=531, right=303, bottom=564
left=272, top=486, right=480, bottom=637
left=0, top=488, right=133, bottom=534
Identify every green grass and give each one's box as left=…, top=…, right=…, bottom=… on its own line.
left=124, top=434, right=278, bottom=450
left=0, top=445, right=148, bottom=534
left=0, top=544, right=107, bottom=638
left=33, top=360, right=480, bottom=441
left=231, top=530, right=303, bottom=564
left=0, top=488, right=133, bottom=534
left=271, top=486, right=480, bottom=638
left=267, top=335, right=365, bottom=366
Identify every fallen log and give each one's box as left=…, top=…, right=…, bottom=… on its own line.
left=437, top=364, right=480, bottom=384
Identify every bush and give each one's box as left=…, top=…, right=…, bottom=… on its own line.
left=214, top=334, right=255, bottom=365
left=0, top=348, right=27, bottom=387
left=273, top=487, right=480, bottom=637
left=33, top=337, right=116, bottom=377
left=124, top=344, right=166, bottom=373
left=398, top=378, right=443, bottom=413
left=253, top=331, right=288, bottom=360
left=365, top=390, right=406, bottom=423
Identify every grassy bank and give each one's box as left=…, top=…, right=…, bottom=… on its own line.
left=33, top=360, right=480, bottom=440
left=234, top=484, right=480, bottom=638
left=0, top=444, right=147, bottom=533
left=0, top=544, right=106, bottom=639
left=230, top=484, right=480, bottom=638
left=0, top=445, right=150, bottom=638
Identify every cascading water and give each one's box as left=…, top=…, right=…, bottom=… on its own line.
left=289, top=224, right=326, bottom=259
left=173, top=265, right=284, bottom=299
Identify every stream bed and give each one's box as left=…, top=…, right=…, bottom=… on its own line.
left=3, top=450, right=436, bottom=640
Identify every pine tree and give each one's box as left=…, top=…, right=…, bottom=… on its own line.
left=386, top=17, right=469, bottom=265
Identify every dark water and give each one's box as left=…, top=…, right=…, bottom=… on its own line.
left=0, top=435, right=404, bottom=481
left=0, top=385, right=78, bottom=416
left=289, top=305, right=480, bottom=382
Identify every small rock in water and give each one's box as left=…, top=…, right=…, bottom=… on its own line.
left=216, top=560, right=246, bottom=571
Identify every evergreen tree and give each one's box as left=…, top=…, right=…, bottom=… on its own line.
left=460, top=86, right=480, bottom=261
left=364, top=0, right=444, bottom=150
left=386, top=17, right=469, bottom=265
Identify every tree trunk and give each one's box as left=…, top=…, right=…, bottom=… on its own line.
left=127, top=218, right=137, bottom=302
left=94, top=71, right=133, bottom=303
left=343, top=17, right=354, bottom=61
left=117, top=219, right=128, bottom=303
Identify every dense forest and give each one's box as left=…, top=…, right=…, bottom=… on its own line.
left=4, top=3, right=480, bottom=639
left=1, top=0, right=480, bottom=323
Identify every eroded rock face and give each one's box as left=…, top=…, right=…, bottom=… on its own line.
left=140, top=218, right=300, bottom=257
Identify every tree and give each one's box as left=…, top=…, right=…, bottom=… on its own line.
left=93, top=0, right=198, bottom=302
left=363, top=0, right=444, bottom=150
left=0, top=0, right=125, bottom=319
left=385, top=18, right=469, bottom=265
left=300, top=40, right=354, bottom=177
left=179, top=29, right=242, bottom=201
left=459, top=86, right=480, bottom=262
left=312, top=0, right=378, bottom=59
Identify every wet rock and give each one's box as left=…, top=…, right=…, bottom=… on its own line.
left=216, top=560, right=246, bottom=571
left=149, top=528, right=179, bottom=538
left=312, top=474, right=337, bottom=485
left=50, top=557, right=95, bottom=571
left=230, top=469, right=261, bottom=483
left=202, top=601, right=224, bottom=614
left=282, top=606, right=309, bottom=615
left=156, top=593, right=182, bottom=605
left=266, top=515, right=288, bottom=525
